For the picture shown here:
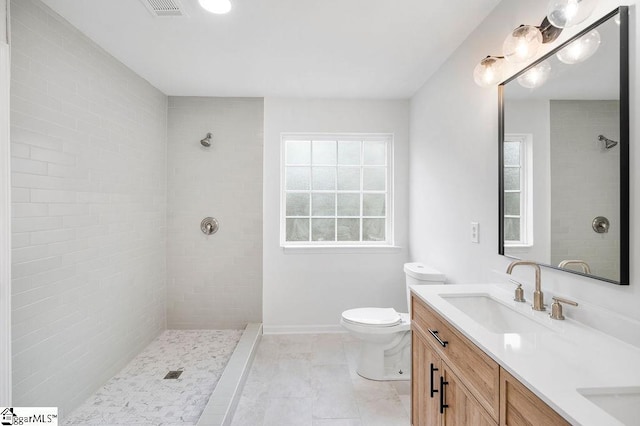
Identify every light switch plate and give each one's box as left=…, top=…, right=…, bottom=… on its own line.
left=471, top=222, right=479, bottom=243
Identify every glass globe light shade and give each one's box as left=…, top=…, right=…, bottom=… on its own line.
left=517, top=62, right=552, bottom=89
left=199, top=0, right=232, bottom=14
left=547, top=0, right=598, bottom=28
left=503, top=25, right=543, bottom=63
left=473, top=56, right=507, bottom=87
left=556, top=30, right=601, bottom=64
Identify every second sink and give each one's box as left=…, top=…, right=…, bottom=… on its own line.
left=578, top=387, right=640, bottom=426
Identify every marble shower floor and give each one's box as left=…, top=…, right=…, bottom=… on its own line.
left=231, top=333, right=411, bottom=426
left=63, top=329, right=243, bottom=426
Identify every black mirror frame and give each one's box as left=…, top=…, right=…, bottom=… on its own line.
left=498, top=6, right=629, bottom=285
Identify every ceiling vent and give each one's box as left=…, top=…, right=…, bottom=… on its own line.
left=140, top=0, right=187, bottom=17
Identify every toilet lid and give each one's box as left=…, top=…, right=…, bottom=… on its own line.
left=342, top=307, right=402, bottom=326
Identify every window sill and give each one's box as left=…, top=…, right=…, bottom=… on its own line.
left=504, top=244, right=534, bottom=251
left=281, top=245, right=403, bottom=254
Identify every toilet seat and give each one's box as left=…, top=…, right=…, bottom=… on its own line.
left=341, top=308, right=407, bottom=327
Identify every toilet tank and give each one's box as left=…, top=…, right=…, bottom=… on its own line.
left=404, top=263, right=445, bottom=315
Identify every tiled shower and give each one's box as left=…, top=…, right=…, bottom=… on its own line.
left=9, top=0, right=262, bottom=417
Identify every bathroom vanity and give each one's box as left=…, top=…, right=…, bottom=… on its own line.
left=410, top=285, right=640, bottom=426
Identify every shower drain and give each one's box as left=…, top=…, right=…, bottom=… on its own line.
left=164, top=370, right=183, bottom=379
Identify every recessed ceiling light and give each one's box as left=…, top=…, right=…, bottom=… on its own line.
left=199, top=0, right=231, bottom=14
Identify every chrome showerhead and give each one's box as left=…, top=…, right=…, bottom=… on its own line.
left=598, top=134, right=618, bottom=150
left=200, top=132, right=212, bottom=147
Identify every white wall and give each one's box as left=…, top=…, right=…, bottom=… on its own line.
left=166, top=97, right=263, bottom=329
left=10, top=0, right=167, bottom=416
left=410, top=0, right=640, bottom=321
left=263, top=98, right=410, bottom=332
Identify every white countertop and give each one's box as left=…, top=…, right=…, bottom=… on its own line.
left=410, top=283, right=640, bottom=426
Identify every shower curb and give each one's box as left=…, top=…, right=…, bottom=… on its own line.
left=197, top=323, right=262, bottom=426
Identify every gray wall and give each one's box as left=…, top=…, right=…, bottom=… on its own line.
left=166, top=97, right=263, bottom=329
left=10, top=0, right=167, bottom=416
left=550, top=100, right=620, bottom=280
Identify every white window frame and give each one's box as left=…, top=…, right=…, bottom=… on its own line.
left=504, top=133, right=533, bottom=247
left=280, top=133, right=394, bottom=248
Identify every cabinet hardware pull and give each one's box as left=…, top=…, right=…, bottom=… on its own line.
left=430, top=363, right=439, bottom=397
left=439, top=376, right=449, bottom=414
left=428, top=329, right=448, bottom=347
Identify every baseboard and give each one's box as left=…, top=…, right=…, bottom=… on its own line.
left=262, top=324, right=346, bottom=334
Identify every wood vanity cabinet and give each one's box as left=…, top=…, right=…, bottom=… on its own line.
left=411, top=294, right=569, bottom=426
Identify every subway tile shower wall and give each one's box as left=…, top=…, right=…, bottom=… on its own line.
left=10, top=0, right=168, bottom=417
left=166, top=97, right=263, bottom=329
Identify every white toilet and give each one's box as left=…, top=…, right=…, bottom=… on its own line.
left=340, top=263, right=445, bottom=381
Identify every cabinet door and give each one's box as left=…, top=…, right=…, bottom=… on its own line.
left=500, top=368, right=570, bottom=426
left=442, top=363, right=497, bottom=426
left=412, top=330, right=441, bottom=426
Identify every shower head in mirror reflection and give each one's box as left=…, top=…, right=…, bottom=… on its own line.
left=598, top=134, right=618, bottom=149
left=200, top=132, right=212, bottom=147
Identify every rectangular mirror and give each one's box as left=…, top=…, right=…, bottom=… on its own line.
left=499, top=7, right=629, bottom=285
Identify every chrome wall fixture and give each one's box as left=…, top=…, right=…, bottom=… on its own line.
left=201, top=217, right=219, bottom=235
left=598, top=134, right=618, bottom=149
left=474, top=0, right=600, bottom=88
left=592, top=216, right=610, bottom=234
left=200, top=132, right=213, bottom=147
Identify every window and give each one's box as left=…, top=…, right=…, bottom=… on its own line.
left=504, top=133, right=533, bottom=246
left=281, top=134, right=393, bottom=246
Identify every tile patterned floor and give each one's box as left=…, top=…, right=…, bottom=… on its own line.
left=63, top=329, right=243, bottom=425
left=231, top=333, right=411, bottom=426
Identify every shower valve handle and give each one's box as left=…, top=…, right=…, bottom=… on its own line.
left=201, top=217, right=219, bottom=235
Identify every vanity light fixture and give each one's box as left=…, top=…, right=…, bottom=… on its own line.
left=199, top=0, right=231, bottom=14
left=517, top=62, right=551, bottom=88
left=474, top=0, right=599, bottom=87
left=474, top=17, right=562, bottom=87
left=473, top=56, right=508, bottom=88
left=556, top=29, right=601, bottom=64
left=547, top=0, right=599, bottom=29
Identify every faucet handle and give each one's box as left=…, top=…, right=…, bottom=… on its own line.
left=509, top=279, right=526, bottom=303
left=550, top=296, right=578, bottom=320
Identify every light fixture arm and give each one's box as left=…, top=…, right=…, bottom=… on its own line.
left=537, top=17, right=563, bottom=43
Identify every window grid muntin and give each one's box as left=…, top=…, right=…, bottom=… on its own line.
left=283, top=135, right=391, bottom=245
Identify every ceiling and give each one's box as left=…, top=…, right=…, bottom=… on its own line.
left=40, top=0, right=500, bottom=98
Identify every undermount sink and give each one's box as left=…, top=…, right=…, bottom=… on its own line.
left=441, top=293, right=552, bottom=334
left=578, top=387, right=640, bottom=426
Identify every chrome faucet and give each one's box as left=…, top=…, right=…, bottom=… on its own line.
left=506, top=260, right=545, bottom=311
